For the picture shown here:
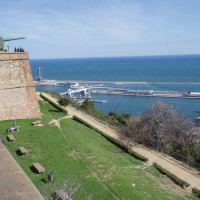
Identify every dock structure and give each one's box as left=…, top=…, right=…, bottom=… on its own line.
left=34, top=79, right=77, bottom=87
left=91, top=88, right=200, bottom=99
left=35, top=79, right=200, bottom=99
left=60, top=88, right=89, bottom=98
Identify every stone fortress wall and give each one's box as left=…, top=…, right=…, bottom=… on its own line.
left=0, top=52, right=41, bottom=121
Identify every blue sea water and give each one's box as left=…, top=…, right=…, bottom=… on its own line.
left=30, top=55, right=200, bottom=119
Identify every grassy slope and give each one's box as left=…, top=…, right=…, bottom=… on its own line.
left=0, top=100, right=198, bottom=200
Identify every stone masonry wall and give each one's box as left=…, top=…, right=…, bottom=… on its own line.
left=0, top=52, right=41, bottom=121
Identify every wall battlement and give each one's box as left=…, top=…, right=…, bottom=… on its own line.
left=0, top=52, right=41, bottom=121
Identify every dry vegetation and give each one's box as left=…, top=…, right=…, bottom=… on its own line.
left=120, top=101, right=200, bottom=165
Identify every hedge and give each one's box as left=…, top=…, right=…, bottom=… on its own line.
left=192, top=188, right=200, bottom=198
left=153, top=162, right=190, bottom=188
left=73, top=115, right=148, bottom=162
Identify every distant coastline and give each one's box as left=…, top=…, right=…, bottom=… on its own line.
left=32, top=55, right=200, bottom=118
left=55, top=80, right=200, bottom=85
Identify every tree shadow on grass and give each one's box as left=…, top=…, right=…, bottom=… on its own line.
left=48, top=110, right=61, bottom=113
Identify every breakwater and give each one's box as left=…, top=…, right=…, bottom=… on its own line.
left=35, top=80, right=200, bottom=99
left=91, top=88, right=200, bottom=99
left=35, top=79, right=200, bottom=85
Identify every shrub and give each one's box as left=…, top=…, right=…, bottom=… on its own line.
left=153, top=162, right=190, bottom=188
left=40, top=93, right=67, bottom=114
left=192, top=187, right=200, bottom=198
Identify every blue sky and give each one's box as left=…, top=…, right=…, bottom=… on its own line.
left=1, top=0, right=200, bottom=58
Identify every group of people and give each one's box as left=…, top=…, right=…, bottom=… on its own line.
left=3, top=47, right=25, bottom=52
left=14, top=47, right=25, bottom=52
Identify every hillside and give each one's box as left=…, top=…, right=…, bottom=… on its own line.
left=0, top=99, right=198, bottom=200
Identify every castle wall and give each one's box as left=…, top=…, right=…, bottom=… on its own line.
left=0, top=52, right=41, bottom=121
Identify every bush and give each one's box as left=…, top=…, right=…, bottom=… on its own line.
left=58, top=97, right=71, bottom=106
left=128, top=149, right=148, bottom=162
left=107, top=112, right=131, bottom=126
left=192, top=187, right=200, bottom=198
left=153, top=162, right=190, bottom=188
left=80, top=99, right=105, bottom=121
left=73, top=115, right=148, bottom=162
left=40, top=93, right=67, bottom=114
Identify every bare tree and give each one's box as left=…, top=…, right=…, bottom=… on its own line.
left=41, top=176, right=80, bottom=200
left=138, top=101, right=177, bottom=150
left=120, top=117, right=148, bottom=144
left=120, top=101, right=200, bottom=164
left=60, top=177, right=81, bottom=199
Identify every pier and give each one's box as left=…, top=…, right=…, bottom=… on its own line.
left=91, top=88, right=200, bottom=99
left=34, top=79, right=200, bottom=99
left=60, top=88, right=89, bottom=98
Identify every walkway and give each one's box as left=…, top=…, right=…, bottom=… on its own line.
left=0, top=142, right=44, bottom=200
left=41, top=92, right=200, bottom=190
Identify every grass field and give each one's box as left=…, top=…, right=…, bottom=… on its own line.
left=0, top=100, right=198, bottom=200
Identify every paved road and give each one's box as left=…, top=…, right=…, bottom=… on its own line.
left=41, top=92, right=200, bottom=190
left=0, top=142, right=44, bottom=200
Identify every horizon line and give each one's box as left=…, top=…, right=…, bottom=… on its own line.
left=30, top=53, right=200, bottom=60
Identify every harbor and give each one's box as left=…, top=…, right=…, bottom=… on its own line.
left=90, top=88, right=200, bottom=99
left=33, top=66, right=200, bottom=113
left=34, top=79, right=200, bottom=99
left=32, top=56, right=200, bottom=119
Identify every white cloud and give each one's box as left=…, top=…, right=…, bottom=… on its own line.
left=1, top=0, right=200, bottom=58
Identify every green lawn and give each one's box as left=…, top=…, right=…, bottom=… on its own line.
left=0, top=100, right=198, bottom=200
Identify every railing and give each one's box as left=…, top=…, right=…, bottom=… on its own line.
left=165, top=149, right=200, bottom=172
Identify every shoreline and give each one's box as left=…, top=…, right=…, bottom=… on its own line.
left=56, top=80, right=200, bottom=85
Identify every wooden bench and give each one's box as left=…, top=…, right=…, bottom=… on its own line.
left=32, top=163, right=45, bottom=174
left=31, top=120, right=42, bottom=126
left=18, top=146, right=28, bottom=155
left=7, top=135, right=15, bottom=141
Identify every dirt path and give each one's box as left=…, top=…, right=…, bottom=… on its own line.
left=41, top=92, right=200, bottom=191
left=48, top=116, right=71, bottom=129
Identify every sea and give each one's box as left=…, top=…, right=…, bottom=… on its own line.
left=30, top=54, right=200, bottom=119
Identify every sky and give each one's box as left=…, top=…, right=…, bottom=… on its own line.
left=1, top=0, right=200, bottom=59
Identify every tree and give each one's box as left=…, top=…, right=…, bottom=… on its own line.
left=120, top=101, right=200, bottom=163
left=107, top=112, right=131, bottom=126
left=120, top=117, right=147, bottom=144
left=141, top=101, right=178, bottom=150
left=42, top=177, right=80, bottom=200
